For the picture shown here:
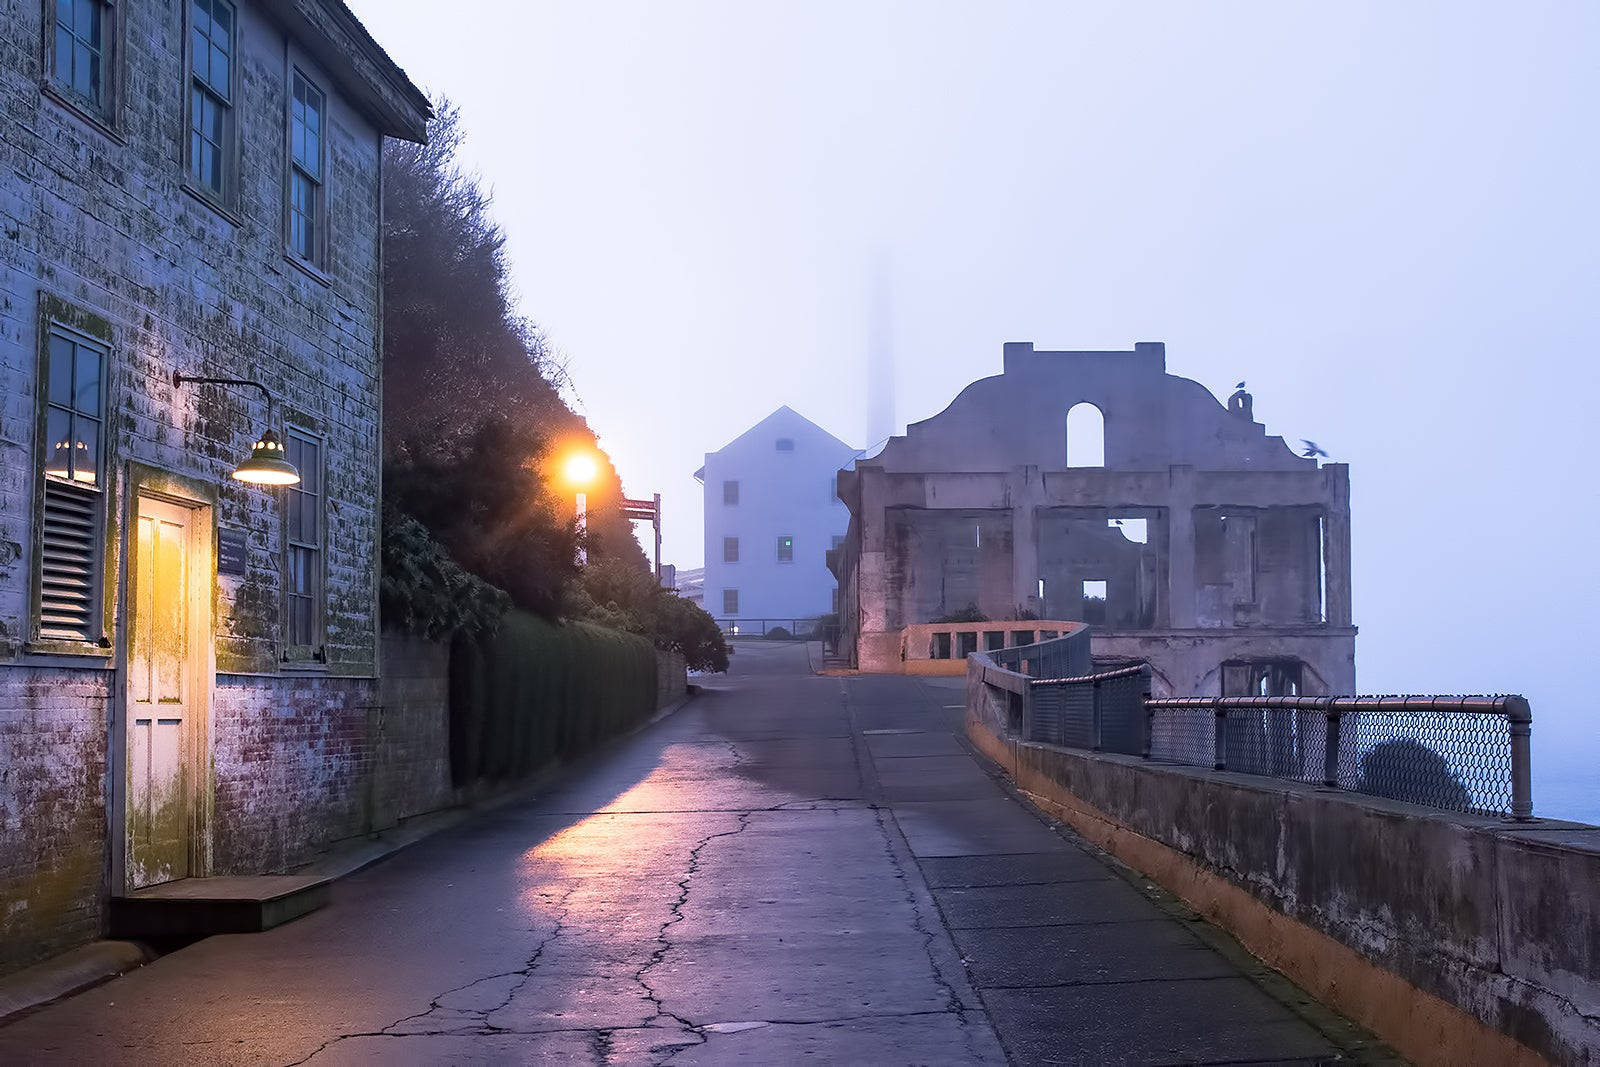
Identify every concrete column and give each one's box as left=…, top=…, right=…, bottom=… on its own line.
left=1322, top=464, right=1353, bottom=627
left=1010, top=466, right=1042, bottom=615
left=1167, top=465, right=1197, bottom=628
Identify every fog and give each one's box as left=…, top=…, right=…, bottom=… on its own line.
left=348, top=1, right=1598, bottom=820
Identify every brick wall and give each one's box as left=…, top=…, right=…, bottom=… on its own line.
left=0, top=669, right=109, bottom=974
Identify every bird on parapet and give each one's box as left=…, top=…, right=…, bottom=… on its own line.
left=1301, top=440, right=1329, bottom=459
left=1235, top=381, right=1246, bottom=390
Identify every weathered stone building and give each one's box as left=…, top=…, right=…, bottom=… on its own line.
left=0, top=0, right=427, bottom=972
left=833, top=341, right=1355, bottom=695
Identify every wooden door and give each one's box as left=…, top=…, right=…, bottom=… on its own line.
left=127, top=496, right=195, bottom=889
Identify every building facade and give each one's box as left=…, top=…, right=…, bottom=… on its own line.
left=833, top=342, right=1355, bottom=695
left=696, top=407, right=858, bottom=630
left=0, top=0, right=427, bottom=972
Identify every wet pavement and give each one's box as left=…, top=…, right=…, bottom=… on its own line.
left=0, top=642, right=1364, bottom=1064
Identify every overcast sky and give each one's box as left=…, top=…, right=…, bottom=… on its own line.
left=349, top=1, right=1598, bottom=817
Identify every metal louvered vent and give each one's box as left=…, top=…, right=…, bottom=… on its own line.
left=39, top=479, right=100, bottom=642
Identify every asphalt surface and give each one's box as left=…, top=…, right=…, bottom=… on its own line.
left=0, top=642, right=1364, bottom=1065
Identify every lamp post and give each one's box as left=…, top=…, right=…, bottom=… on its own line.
left=563, top=451, right=599, bottom=564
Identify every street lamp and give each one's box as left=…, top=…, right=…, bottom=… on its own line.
left=172, top=372, right=300, bottom=486
left=563, top=450, right=599, bottom=564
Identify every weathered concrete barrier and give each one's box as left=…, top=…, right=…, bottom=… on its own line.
left=967, top=660, right=1600, bottom=1066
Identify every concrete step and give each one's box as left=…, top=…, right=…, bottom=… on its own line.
left=109, top=875, right=330, bottom=940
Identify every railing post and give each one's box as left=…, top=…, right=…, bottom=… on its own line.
left=1091, top=678, right=1103, bottom=751
left=1213, top=703, right=1228, bottom=771
left=1321, top=699, right=1340, bottom=788
left=1140, top=665, right=1154, bottom=760
left=1507, top=695, right=1534, bottom=820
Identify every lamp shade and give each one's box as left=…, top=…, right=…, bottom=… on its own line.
left=232, top=430, right=300, bottom=485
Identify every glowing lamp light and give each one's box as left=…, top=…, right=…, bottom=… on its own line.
left=231, top=430, right=300, bottom=485
left=564, top=452, right=599, bottom=487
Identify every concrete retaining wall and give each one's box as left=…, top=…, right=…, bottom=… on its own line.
left=967, top=664, right=1600, bottom=1065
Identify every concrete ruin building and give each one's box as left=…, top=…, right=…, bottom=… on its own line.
left=831, top=342, right=1355, bottom=695
left=0, top=0, right=427, bottom=973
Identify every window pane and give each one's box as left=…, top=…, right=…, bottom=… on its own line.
left=57, top=0, right=73, bottom=28
left=71, top=417, right=98, bottom=485
left=300, top=442, right=319, bottom=494
left=299, top=491, right=317, bottom=543
left=192, top=25, right=207, bottom=83
left=75, top=0, right=95, bottom=38
left=54, top=26, right=73, bottom=81
left=72, top=344, right=99, bottom=415
left=74, top=42, right=93, bottom=96
left=44, top=407, right=72, bottom=479
left=192, top=0, right=210, bottom=39
left=211, top=2, right=231, bottom=44
left=211, top=46, right=228, bottom=89
left=48, top=335, right=74, bottom=405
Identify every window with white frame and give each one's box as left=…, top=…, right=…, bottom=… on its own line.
left=776, top=536, right=794, bottom=563
left=188, top=0, right=235, bottom=198
left=287, top=69, right=326, bottom=266
left=284, top=429, right=323, bottom=658
left=50, top=0, right=113, bottom=115
left=722, top=480, right=738, bottom=505
left=37, top=326, right=106, bottom=644
left=722, top=536, right=739, bottom=563
left=722, top=589, right=738, bottom=615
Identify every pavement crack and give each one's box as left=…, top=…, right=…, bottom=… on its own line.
left=869, top=807, right=990, bottom=1058
left=286, top=886, right=578, bottom=1064
left=632, top=809, right=757, bottom=1062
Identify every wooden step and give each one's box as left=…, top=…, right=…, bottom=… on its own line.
left=109, top=875, right=330, bottom=939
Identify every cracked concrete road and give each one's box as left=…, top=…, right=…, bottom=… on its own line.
left=0, top=642, right=1363, bottom=1065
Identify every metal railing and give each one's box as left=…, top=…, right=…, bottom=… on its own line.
left=1145, top=695, right=1533, bottom=819
left=713, top=617, right=824, bottom=638
left=972, top=642, right=1535, bottom=820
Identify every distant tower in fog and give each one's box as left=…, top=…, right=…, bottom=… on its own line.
left=867, top=255, right=896, bottom=450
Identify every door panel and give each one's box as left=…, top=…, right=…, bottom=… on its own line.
left=128, top=497, right=194, bottom=890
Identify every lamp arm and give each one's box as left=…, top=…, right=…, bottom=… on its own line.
left=173, top=372, right=276, bottom=427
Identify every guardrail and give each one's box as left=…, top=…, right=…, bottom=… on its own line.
left=972, top=645, right=1534, bottom=819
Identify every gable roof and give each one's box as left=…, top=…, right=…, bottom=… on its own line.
left=693, top=406, right=858, bottom=481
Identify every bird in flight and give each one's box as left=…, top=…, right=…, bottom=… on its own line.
left=1300, top=440, right=1329, bottom=459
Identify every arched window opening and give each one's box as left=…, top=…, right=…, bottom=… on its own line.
left=1066, top=402, right=1105, bottom=468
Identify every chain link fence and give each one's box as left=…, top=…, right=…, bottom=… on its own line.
left=972, top=637, right=1535, bottom=819
left=1144, top=695, right=1532, bottom=818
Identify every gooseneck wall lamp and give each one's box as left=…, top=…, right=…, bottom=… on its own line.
left=172, top=371, right=301, bottom=486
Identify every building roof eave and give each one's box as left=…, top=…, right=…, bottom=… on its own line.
left=262, top=0, right=432, bottom=143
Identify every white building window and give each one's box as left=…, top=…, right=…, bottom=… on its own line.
left=722, top=480, right=738, bottom=505
left=722, top=589, right=739, bottom=615
left=287, top=69, right=326, bottom=267
left=50, top=0, right=113, bottom=115
left=776, top=536, right=793, bottom=563
left=285, top=429, right=324, bottom=659
left=723, top=536, right=739, bottom=563
left=775, top=438, right=794, bottom=452
left=187, top=0, right=235, bottom=199
left=37, top=325, right=107, bottom=644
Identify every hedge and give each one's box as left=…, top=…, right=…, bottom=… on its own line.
left=448, top=609, right=659, bottom=786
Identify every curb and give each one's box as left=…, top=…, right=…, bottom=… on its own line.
left=0, top=941, right=155, bottom=1026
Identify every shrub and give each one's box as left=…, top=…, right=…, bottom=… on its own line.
left=380, top=508, right=510, bottom=639
left=764, top=626, right=793, bottom=640
left=931, top=604, right=989, bottom=623
left=448, top=610, right=659, bottom=786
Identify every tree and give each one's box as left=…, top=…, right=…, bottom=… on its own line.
left=380, top=99, right=645, bottom=626
left=566, top=558, right=731, bottom=673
